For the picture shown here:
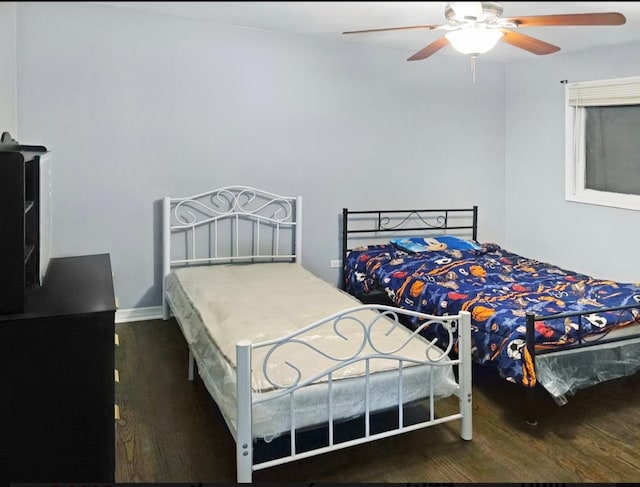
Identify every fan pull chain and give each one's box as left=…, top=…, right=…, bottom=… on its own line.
left=470, top=54, right=477, bottom=84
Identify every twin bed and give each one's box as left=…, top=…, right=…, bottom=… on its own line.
left=341, top=206, right=640, bottom=424
left=161, top=186, right=473, bottom=482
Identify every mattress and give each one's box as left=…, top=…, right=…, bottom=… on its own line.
left=165, top=262, right=459, bottom=441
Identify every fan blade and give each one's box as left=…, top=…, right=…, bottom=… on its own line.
left=343, top=24, right=442, bottom=35
left=504, top=12, right=626, bottom=27
left=449, top=2, right=484, bottom=21
left=407, top=36, right=450, bottom=61
left=499, top=28, right=560, bottom=55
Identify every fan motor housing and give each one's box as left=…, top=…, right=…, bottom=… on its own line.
left=445, top=2, right=504, bottom=24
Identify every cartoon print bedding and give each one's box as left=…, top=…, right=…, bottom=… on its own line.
left=345, top=241, right=640, bottom=387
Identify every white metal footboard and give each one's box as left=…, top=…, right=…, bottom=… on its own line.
left=235, top=304, right=472, bottom=483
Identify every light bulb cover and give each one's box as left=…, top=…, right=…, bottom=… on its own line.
left=445, top=27, right=504, bottom=55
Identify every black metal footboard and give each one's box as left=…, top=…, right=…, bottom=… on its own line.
left=524, top=304, right=640, bottom=425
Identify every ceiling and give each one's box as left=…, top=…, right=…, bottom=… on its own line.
left=95, top=1, right=640, bottom=63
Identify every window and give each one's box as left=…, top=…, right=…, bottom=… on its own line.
left=565, top=76, right=640, bottom=211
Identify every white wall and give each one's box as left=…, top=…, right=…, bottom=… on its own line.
left=505, top=43, right=640, bottom=283
left=0, top=2, right=17, bottom=136
left=15, top=3, right=640, bottom=310
left=16, top=2, right=506, bottom=309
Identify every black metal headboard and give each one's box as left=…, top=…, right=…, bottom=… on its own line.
left=341, top=206, right=478, bottom=289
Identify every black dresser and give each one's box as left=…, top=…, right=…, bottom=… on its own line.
left=0, top=253, right=116, bottom=486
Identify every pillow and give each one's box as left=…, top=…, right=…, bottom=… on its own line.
left=390, top=235, right=481, bottom=253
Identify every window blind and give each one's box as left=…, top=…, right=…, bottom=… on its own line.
left=567, top=76, right=640, bottom=106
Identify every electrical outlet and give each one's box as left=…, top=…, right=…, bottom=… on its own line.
left=330, top=259, right=342, bottom=268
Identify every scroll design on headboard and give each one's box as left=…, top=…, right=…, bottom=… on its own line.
left=172, top=187, right=294, bottom=228
left=378, top=211, right=447, bottom=232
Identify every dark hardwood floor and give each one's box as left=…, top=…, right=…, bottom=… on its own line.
left=115, top=319, right=640, bottom=483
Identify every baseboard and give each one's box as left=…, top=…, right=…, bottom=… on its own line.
left=115, top=306, right=164, bottom=323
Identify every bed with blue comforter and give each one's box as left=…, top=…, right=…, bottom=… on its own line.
left=345, top=238, right=640, bottom=396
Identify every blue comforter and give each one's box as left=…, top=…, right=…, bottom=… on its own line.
left=345, top=243, right=640, bottom=387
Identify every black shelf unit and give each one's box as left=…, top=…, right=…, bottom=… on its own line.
left=0, top=132, right=49, bottom=314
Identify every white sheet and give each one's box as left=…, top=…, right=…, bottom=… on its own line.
left=165, top=262, right=459, bottom=440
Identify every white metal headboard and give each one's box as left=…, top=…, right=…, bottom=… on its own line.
left=162, top=186, right=302, bottom=317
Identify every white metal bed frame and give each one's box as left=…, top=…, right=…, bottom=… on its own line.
left=161, top=186, right=472, bottom=482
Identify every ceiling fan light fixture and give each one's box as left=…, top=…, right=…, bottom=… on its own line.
left=445, top=26, right=504, bottom=54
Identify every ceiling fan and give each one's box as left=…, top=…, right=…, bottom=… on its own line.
left=342, top=2, right=626, bottom=62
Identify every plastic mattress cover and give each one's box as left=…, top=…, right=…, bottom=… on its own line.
left=536, top=331, right=640, bottom=405
left=165, top=262, right=459, bottom=441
